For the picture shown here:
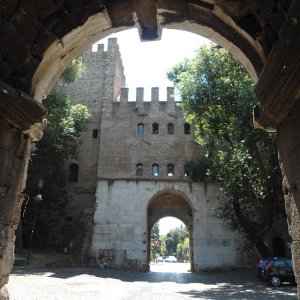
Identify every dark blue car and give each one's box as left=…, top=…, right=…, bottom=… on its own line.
left=256, top=257, right=295, bottom=286
left=256, top=258, right=271, bottom=279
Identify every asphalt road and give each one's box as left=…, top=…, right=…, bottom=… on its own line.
left=6, top=263, right=297, bottom=300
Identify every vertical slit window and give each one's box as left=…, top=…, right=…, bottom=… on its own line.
left=167, top=164, right=174, bottom=176
left=184, top=164, right=192, bottom=177
left=68, top=163, right=79, bottom=182
left=152, top=164, right=159, bottom=176
left=93, top=129, right=98, bottom=138
left=138, top=123, right=144, bottom=134
left=167, top=123, right=174, bottom=134
left=152, top=123, right=159, bottom=134
left=184, top=123, right=191, bottom=134
left=136, top=163, right=143, bottom=176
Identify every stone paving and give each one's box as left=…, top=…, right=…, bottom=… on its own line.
left=6, top=263, right=297, bottom=300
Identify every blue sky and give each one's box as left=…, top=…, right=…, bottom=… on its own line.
left=94, top=28, right=209, bottom=234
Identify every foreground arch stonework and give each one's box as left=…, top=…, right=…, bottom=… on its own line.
left=1, top=0, right=300, bottom=298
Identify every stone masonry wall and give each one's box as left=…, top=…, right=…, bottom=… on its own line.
left=97, top=86, right=202, bottom=179
left=277, top=100, right=300, bottom=292
left=91, top=180, right=240, bottom=271
left=93, top=75, right=242, bottom=270
left=0, top=117, right=33, bottom=298
left=58, top=38, right=125, bottom=255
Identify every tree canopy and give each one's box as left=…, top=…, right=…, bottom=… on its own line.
left=165, top=226, right=189, bottom=257
left=168, top=44, right=284, bottom=257
left=61, top=57, right=85, bottom=84
left=151, top=222, right=160, bottom=240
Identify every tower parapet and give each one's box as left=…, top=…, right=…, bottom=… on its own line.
left=57, top=38, right=126, bottom=116
left=151, top=87, right=159, bottom=105
left=115, top=87, right=178, bottom=113
left=136, top=87, right=144, bottom=108
left=120, top=88, right=129, bottom=108
left=167, top=87, right=175, bottom=102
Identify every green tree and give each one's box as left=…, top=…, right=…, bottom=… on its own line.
left=61, top=57, right=85, bottom=84
left=23, top=92, right=90, bottom=250
left=168, top=45, right=284, bottom=257
left=184, top=156, right=213, bottom=181
left=160, top=235, right=167, bottom=257
left=151, top=222, right=160, bottom=240
left=165, top=227, right=189, bottom=256
left=177, top=237, right=190, bottom=262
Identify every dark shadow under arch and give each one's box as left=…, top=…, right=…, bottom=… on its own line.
left=271, top=236, right=286, bottom=257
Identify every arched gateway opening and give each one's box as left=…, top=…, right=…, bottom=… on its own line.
left=147, top=190, right=194, bottom=271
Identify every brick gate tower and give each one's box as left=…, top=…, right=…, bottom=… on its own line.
left=56, top=38, right=126, bottom=261
left=58, top=38, right=288, bottom=271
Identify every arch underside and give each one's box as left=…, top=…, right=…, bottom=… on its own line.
left=1, top=1, right=298, bottom=130
left=32, top=3, right=264, bottom=99
left=147, top=189, right=194, bottom=270
left=147, top=189, right=193, bottom=232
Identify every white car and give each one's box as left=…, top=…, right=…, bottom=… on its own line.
left=165, top=256, right=177, bottom=263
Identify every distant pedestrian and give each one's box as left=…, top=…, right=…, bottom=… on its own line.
left=155, top=252, right=160, bottom=263
left=97, top=254, right=108, bottom=270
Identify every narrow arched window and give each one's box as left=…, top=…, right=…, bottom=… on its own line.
left=152, top=164, right=159, bottom=176
left=167, top=164, right=174, bottom=176
left=138, top=123, right=144, bottom=134
left=167, top=123, right=174, bottom=134
left=184, top=123, right=191, bottom=134
left=136, top=163, right=143, bottom=176
left=65, top=216, right=73, bottom=222
left=93, top=129, right=98, bottom=138
left=152, top=123, right=159, bottom=134
left=184, top=164, right=192, bottom=177
left=68, top=163, right=79, bottom=182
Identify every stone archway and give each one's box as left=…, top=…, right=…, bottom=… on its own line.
left=147, top=189, right=194, bottom=271
left=32, top=8, right=263, bottom=100
left=2, top=1, right=300, bottom=298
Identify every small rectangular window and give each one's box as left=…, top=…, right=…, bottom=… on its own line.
left=167, top=164, right=174, bottom=176
left=136, top=163, right=143, bottom=176
left=184, top=123, right=191, bottom=134
left=152, top=164, right=159, bottom=176
left=138, top=123, right=144, bottom=134
left=68, top=163, right=79, bottom=182
left=93, top=129, right=98, bottom=138
left=184, top=164, right=192, bottom=177
left=168, top=123, right=174, bottom=134
left=152, top=123, right=159, bottom=134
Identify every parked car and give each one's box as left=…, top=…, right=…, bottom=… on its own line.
left=256, top=257, right=295, bottom=287
left=157, top=256, right=164, bottom=262
left=165, top=256, right=177, bottom=263
left=256, top=258, right=272, bottom=280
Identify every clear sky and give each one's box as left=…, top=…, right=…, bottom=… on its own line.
left=159, top=217, right=185, bottom=236
left=94, top=28, right=209, bottom=234
left=95, top=28, right=210, bottom=101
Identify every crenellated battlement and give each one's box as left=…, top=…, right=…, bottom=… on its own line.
left=115, top=87, right=179, bottom=113
left=85, top=38, right=120, bottom=59
left=82, top=38, right=125, bottom=86
left=119, top=87, right=176, bottom=102
left=120, top=87, right=175, bottom=102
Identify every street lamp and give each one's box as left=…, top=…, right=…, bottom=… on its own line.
left=26, top=179, right=43, bottom=265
